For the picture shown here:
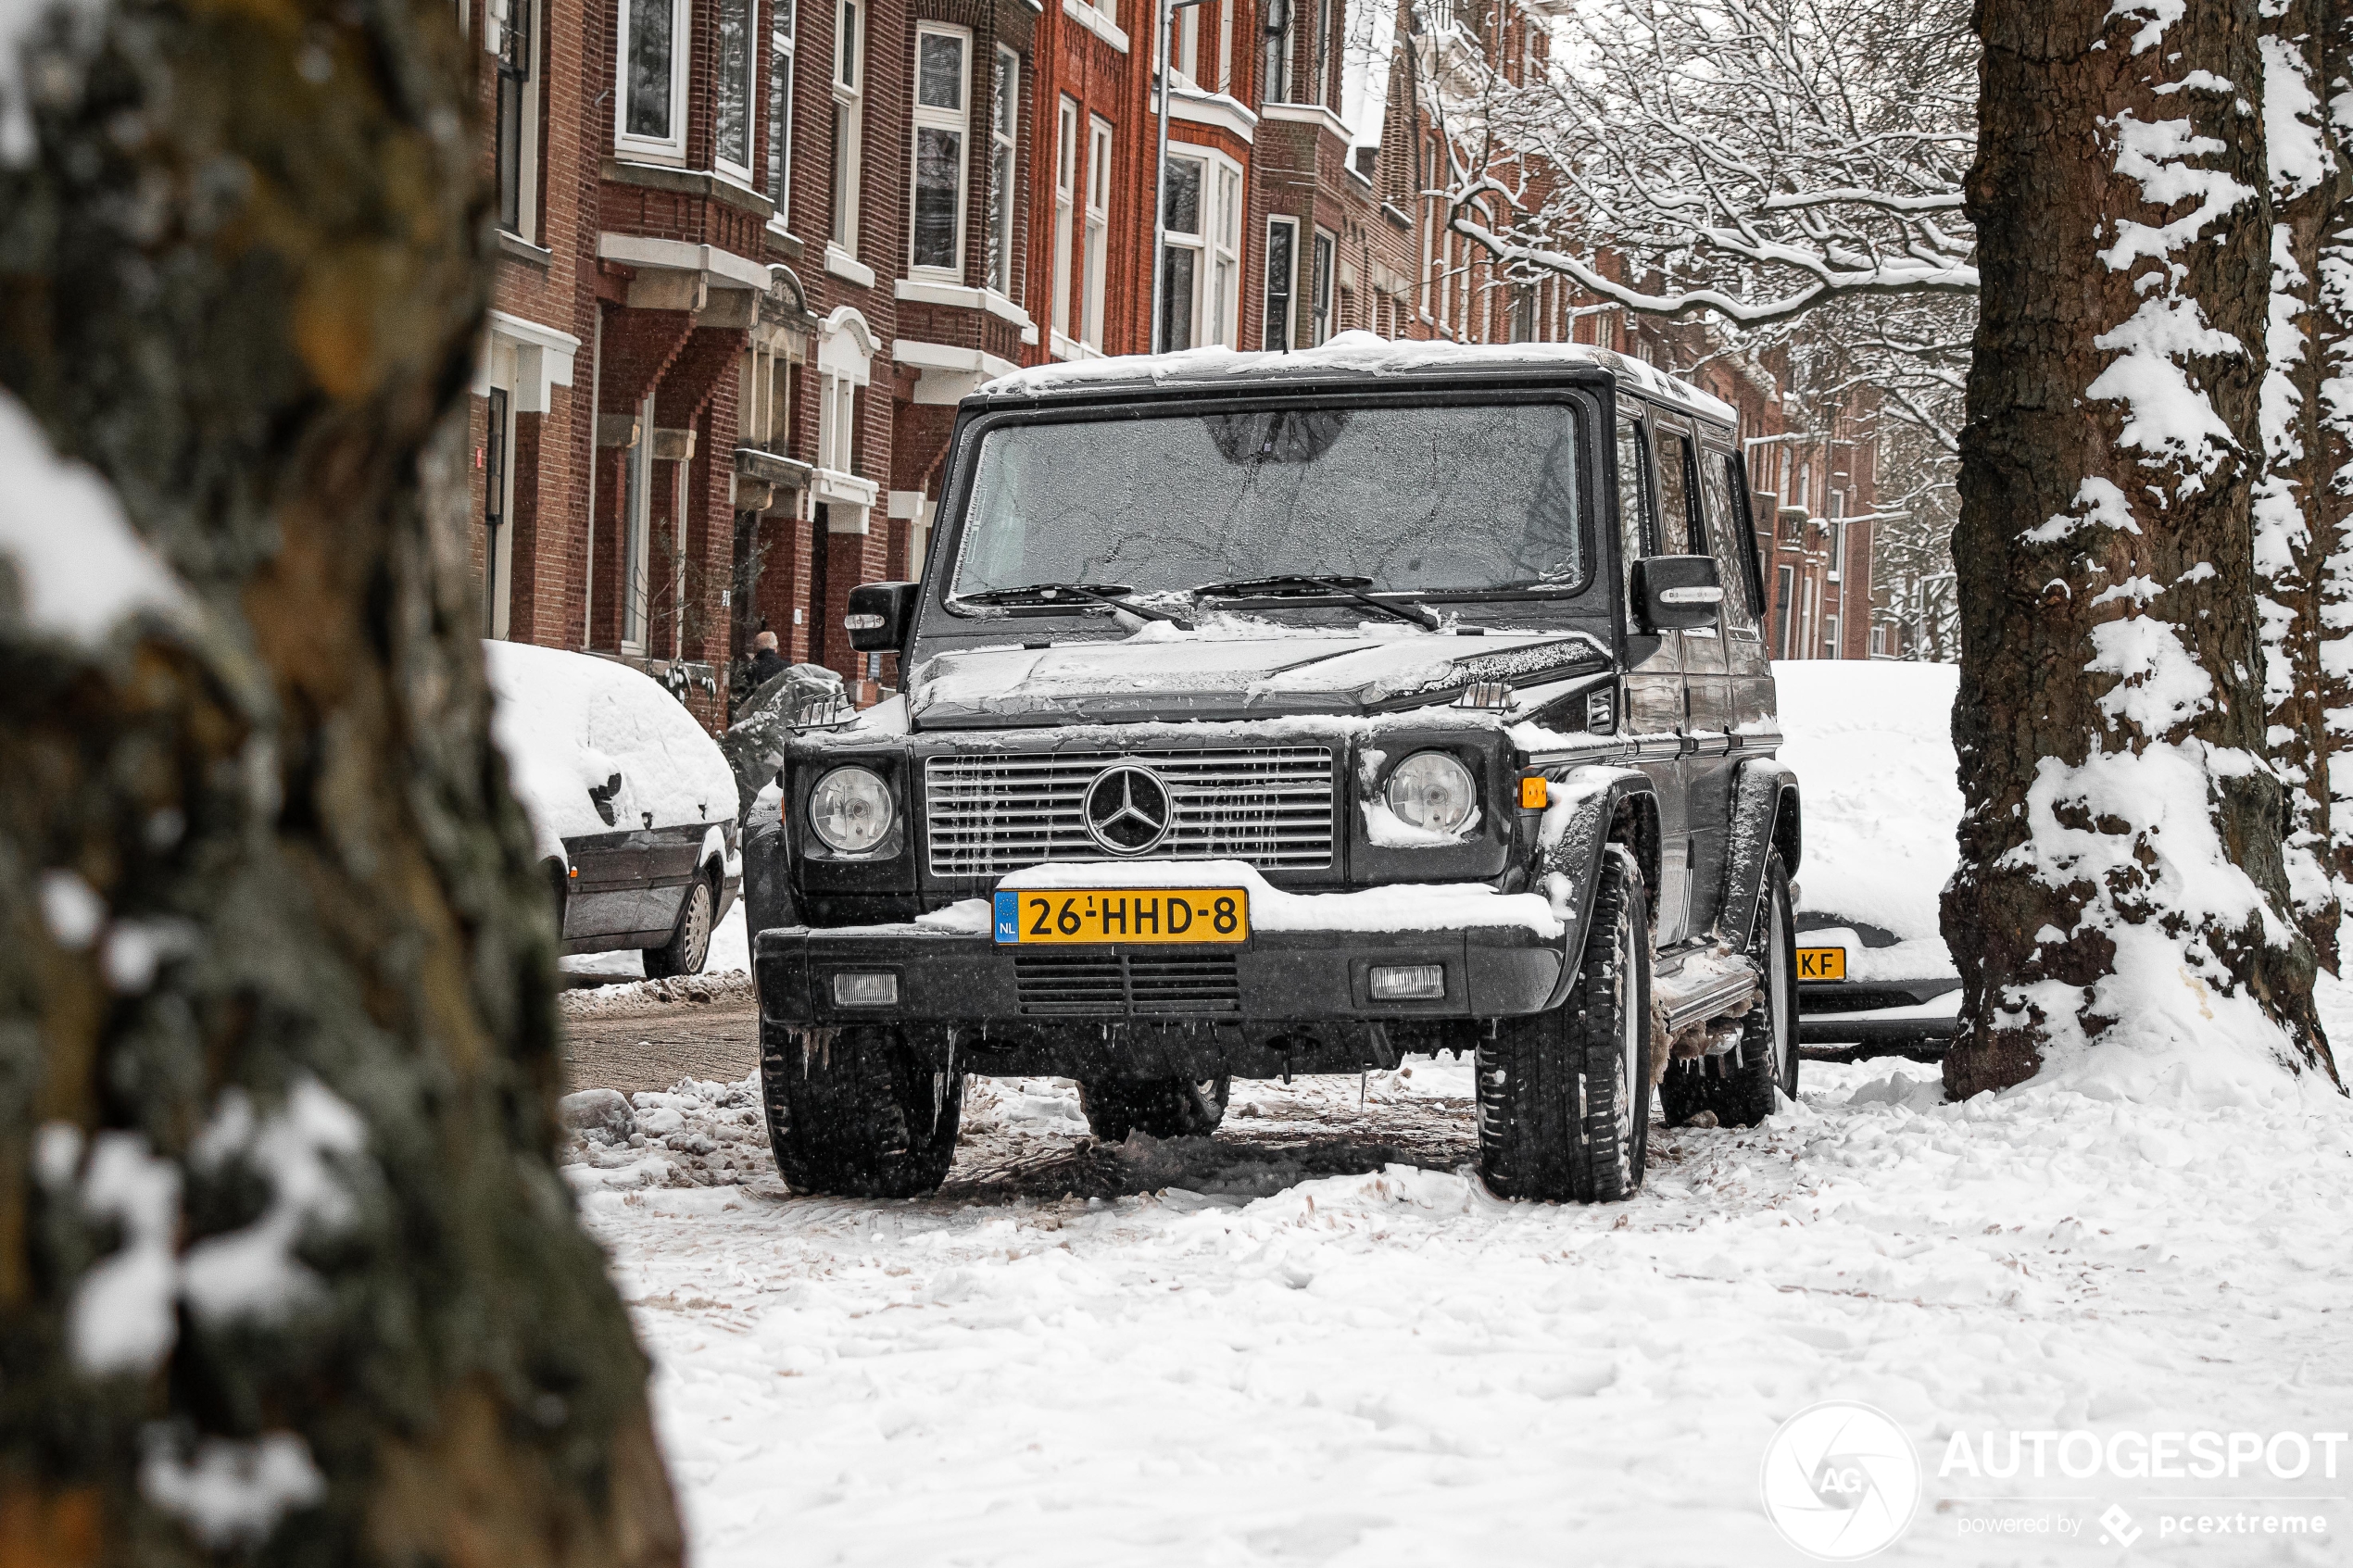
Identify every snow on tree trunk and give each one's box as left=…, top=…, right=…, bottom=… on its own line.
left=2318, top=3, right=2353, bottom=892
left=0, top=2, right=683, bottom=1562
left=1947, top=0, right=2337, bottom=1095
left=2259, top=0, right=2344, bottom=968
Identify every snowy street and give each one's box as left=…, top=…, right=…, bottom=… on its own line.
left=564, top=1018, right=2353, bottom=1566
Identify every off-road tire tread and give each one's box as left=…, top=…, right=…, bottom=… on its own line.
left=1478, top=847, right=1651, bottom=1203
left=760, top=1024, right=964, bottom=1197
left=1077, top=1076, right=1231, bottom=1141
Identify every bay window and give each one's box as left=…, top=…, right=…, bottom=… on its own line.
left=987, top=47, right=1019, bottom=296
left=1159, top=150, right=1242, bottom=352
left=617, top=0, right=688, bottom=158
left=713, top=0, right=757, bottom=178
left=909, top=26, right=970, bottom=275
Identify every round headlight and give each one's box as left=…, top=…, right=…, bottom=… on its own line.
left=1384, top=751, right=1478, bottom=835
left=809, top=766, right=895, bottom=853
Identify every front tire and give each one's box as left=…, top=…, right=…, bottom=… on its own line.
left=760, top=1024, right=963, bottom=1197
left=1077, top=1076, right=1230, bottom=1141
left=1477, top=845, right=1652, bottom=1203
left=643, top=874, right=715, bottom=979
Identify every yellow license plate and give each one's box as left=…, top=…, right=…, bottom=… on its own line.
left=992, top=888, right=1249, bottom=945
left=1796, top=946, right=1846, bottom=981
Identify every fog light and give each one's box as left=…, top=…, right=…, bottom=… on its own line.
left=1370, top=964, right=1445, bottom=1000
left=832, top=972, right=899, bottom=1007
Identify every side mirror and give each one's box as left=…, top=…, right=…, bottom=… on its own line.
left=1631, top=555, right=1723, bottom=633
left=844, top=581, right=918, bottom=652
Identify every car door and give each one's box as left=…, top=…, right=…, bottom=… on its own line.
left=562, top=770, right=650, bottom=938
left=637, top=812, right=713, bottom=938
left=1616, top=406, right=1693, bottom=947
left=1669, top=424, right=1754, bottom=936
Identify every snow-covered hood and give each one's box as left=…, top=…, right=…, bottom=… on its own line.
left=905, top=627, right=1611, bottom=728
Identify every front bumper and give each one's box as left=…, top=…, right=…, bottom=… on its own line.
left=1797, top=978, right=1960, bottom=1051
left=754, top=922, right=1566, bottom=1074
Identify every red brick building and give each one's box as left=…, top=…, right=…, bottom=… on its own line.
left=459, top=0, right=1882, bottom=730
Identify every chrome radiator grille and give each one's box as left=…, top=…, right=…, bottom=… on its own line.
left=924, top=747, right=1336, bottom=876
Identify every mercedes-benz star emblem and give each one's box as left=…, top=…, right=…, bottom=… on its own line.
left=1083, top=764, right=1174, bottom=855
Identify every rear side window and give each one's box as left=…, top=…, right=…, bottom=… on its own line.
left=1614, top=416, right=1650, bottom=628
left=1653, top=429, right=1701, bottom=554
left=1697, top=445, right=1761, bottom=636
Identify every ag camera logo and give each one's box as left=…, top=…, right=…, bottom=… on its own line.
left=1760, top=1401, right=1922, bottom=1560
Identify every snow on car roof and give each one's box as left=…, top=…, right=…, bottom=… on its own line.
left=484, top=641, right=738, bottom=859
left=977, top=332, right=1738, bottom=426
left=1772, top=659, right=1960, bottom=951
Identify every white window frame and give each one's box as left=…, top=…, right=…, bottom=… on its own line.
left=987, top=46, right=1020, bottom=297
left=1159, top=146, right=1242, bottom=351
left=1308, top=224, right=1335, bottom=346
left=489, top=0, right=540, bottom=242
left=1084, top=117, right=1113, bottom=349
left=1053, top=96, right=1077, bottom=343
left=621, top=390, right=655, bottom=653
left=830, top=0, right=863, bottom=252
left=907, top=24, right=973, bottom=278
left=766, top=0, right=797, bottom=230
left=712, top=0, right=761, bottom=182
left=615, top=0, right=690, bottom=161
left=1264, top=214, right=1297, bottom=350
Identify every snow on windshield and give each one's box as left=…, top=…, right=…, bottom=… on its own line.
left=951, top=402, right=1585, bottom=598
left=484, top=642, right=738, bottom=857
left=1772, top=659, right=1960, bottom=959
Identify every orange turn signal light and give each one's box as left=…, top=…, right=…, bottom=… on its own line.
left=1519, top=776, right=1549, bottom=810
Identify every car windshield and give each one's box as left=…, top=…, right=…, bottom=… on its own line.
left=950, top=401, right=1586, bottom=601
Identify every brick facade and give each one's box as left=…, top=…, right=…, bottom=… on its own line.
left=459, top=0, right=1885, bottom=734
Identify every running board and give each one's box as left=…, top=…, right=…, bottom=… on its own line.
left=1655, top=955, right=1762, bottom=1034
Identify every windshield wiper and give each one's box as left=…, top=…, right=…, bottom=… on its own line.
left=1192, top=573, right=1441, bottom=630
left=958, top=581, right=1194, bottom=630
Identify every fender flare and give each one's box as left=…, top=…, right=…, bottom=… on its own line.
left=1529, top=764, right=1659, bottom=1008
left=1719, top=758, right=1801, bottom=951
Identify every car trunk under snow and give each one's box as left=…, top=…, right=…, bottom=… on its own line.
left=1771, top=659, right=1962, bottom=1051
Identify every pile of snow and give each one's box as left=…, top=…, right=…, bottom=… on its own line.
left=1773, top=659, right=1961, bottom=978
left=483, top=641, right=736, bottom=861
left=578, top=1047, right=2353, bottom=1566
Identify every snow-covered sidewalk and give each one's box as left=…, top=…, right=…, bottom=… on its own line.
left=570, top=1042, right=2353, bottom=1566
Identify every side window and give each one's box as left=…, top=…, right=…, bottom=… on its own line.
left=1654, top=428, right=1699, bottom=554
left=1615, top=415, right=1650, bottom=629
left=1698, top=445, right=1760, bottom=636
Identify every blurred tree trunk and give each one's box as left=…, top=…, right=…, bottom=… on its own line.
left=1947, top=0, right=2335, bottom=1094
left=2259, top=0, right=2345, bottom=970
left=0, top=0, right=684, bottom=1561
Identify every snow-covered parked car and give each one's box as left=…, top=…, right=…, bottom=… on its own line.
left=485, top=641, right=742, bottom=977
left=748, top=337, right=1806, bottom=1202
left=1774, top=659, right=1962, bottom=1053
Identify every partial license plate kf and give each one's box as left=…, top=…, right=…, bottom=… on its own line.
left=993, top=888, right=1249, bottom=945
left=1795, top=946, right=1846, bottom=982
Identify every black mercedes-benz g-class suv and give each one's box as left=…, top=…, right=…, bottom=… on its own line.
left=745, top=338, right=1801, bottom=1203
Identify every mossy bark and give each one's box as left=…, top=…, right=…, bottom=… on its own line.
left=0, top=0, right=684, bottom=1562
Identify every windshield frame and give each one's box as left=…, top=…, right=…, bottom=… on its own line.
left=927, top=385, right=1607, bottom=624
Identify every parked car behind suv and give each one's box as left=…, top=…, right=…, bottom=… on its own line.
left=486, top=641, right=742, bottom=977
left=748, top=336, right=1803, bottom=1202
